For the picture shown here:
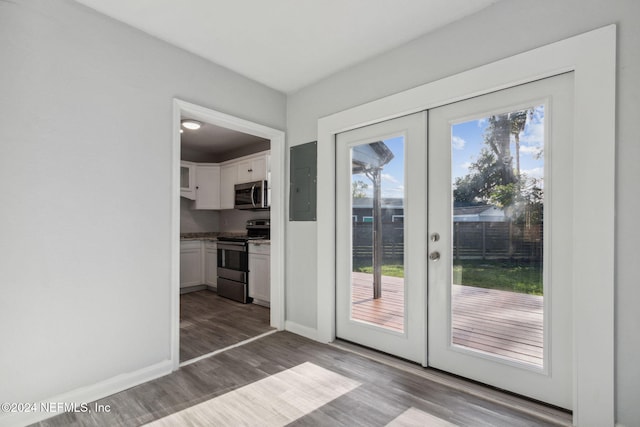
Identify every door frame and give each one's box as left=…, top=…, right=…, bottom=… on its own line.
left=317, top=25, right=615, bottom=425
left=171, top=99, right=286, bottom=370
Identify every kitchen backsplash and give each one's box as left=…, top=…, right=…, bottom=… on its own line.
left=180, top=198, right=220, bottom=233
left=219, top=209, right=270, bottom=232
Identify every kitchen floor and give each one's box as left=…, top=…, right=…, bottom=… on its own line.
left=180, top=290, right=272, bottom=362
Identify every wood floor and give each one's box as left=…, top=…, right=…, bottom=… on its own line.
left=351, top=272, right=543, bottom=366
left=33, top=331, right=571, bottom=427
left=180, top=289, right=273, bottom=362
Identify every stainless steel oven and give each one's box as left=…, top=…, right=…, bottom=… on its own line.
left=217, top=240, right=251, bottom=303
left=216, top=219, right=270, bottom=303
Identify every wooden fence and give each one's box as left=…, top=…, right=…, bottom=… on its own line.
left=352, top=221, right=542, bottom=261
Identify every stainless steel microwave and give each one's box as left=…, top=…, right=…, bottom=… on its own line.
left=234, top=180, right=269, bottom=210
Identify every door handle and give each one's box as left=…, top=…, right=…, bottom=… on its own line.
left=429, top=251, right=440, bottom=261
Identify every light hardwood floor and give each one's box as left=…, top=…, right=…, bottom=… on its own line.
left=180, top=289, right=273, bottom=362
left=352, top=272, right=543, bottom=366
left=33, top=332, right=571, bottom=427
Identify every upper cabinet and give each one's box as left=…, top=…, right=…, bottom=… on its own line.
left=194, top=164, right=221, bottom=210
left=182, top=151, right=270, bottom=210
left=236, top=156, right=268, bottom=184
left=180, top=161, right=196, bottom=200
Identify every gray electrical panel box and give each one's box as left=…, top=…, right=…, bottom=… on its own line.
left=289, top=141, right=317, bottom=221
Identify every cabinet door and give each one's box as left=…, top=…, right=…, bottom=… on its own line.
left=236, top=159, right=253, bottom=183
left=180, top=241, right=203, bottom=288
left=195, top=165, right=221, bottom=210
left=180, top=161, right=196, bottom=200
left=237, top=156, right=268, bottom=183
left=250, top=156, right=268, bottom=182
left=220, top=164, right=237, bottom=209
left=249, top=251, right=270, bottom=303
left=204, top=243, right=217, bottom=287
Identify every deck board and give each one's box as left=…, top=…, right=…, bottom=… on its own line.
left=350, top=272, right=543, bottom=366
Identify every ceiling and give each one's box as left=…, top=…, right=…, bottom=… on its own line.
left=75, top=0, right=499, bottom=160
left=180, top=120, right=269, bottom=163
left=74, top=0, right=499, bottom=94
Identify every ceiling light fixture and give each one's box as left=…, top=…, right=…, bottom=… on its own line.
left=181, top=119, right=202, bottom=130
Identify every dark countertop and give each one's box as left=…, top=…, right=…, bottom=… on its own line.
left=180, top=232, right=270, bottom=244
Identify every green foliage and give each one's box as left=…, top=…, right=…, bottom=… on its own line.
left=352, top=180, right=369, bottom=198
left=453, top=149, right=504, bottom=203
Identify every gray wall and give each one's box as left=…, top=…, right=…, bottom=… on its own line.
left=180, top=198, right=220, bottom=233
left=0, top=0, right=285, bottom=410
left=285, top=0, right=639, bottom=424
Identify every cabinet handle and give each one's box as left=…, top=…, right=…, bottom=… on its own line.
left=248, top=168, right=253, bottom=172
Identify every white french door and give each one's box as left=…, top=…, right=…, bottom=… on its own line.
left=336, top=113, right=427, bottom=364
left=335, top=73, right=574, bottom=409
left=428, top=73, right=574, bottom=409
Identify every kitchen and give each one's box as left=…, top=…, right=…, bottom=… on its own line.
left=179, top=117, right=274, bottom=363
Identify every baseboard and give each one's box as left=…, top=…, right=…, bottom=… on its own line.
left=285, top=320, right=319, bottom=341
left=0, top=359, right=173, bottom=427
left=180, top=284, right=207, bottom=294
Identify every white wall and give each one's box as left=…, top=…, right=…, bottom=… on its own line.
left=0, top=0, right=285, bottom=415
left=285, top=0, right=639, bottom=424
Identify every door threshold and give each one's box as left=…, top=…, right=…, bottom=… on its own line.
left=180, top=329, right=277, bottom=368
left=330, top=339, right=572, bottom=427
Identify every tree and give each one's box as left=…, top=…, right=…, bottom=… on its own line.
left=453, top=149, right=505, bottom=203
left=352, top=180, right=369, bottom=198
left=509, top=110, right=529, bottom=179
left=454, top=108, right=534, bottom=206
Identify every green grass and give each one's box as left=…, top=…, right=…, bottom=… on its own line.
left=353, top=258, right=543, bottom=295
left=355, top=264, right=405, bottom=278
left=454, top=259, right=543, bottom=295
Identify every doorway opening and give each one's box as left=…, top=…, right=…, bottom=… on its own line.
left=171, top=99, right=285, bottom=369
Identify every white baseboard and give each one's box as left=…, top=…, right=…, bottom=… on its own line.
left=0, top=359, right=173, bottom=427
left=285, top=320, right=319, bottom=342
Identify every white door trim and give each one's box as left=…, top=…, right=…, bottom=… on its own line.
left=171, top=99, right=286, bottom=370
left=317, top=25, right=615, bottom=426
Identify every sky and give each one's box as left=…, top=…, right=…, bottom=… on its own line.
left=351, top=105, right=545, bottom=198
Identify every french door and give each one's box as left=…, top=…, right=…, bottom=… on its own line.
left=336, top=113, right=427, bottom=364
left=336, top=73, right=574, bottom=408
left=428, top=73, right=574, bottom=408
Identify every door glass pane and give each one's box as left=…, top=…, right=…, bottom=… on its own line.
left=451, top=106, right=544, bottom=367
left=350, top=137, right=405, bottom=332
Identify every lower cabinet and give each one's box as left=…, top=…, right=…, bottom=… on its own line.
left=249, top=244, right=270, bottom=305
left=180, top=240, right=203, bottom=288
left=203, top=242, right=217, bottom=288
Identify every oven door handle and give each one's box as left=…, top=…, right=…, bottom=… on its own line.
left=217, top=242, right=246, bottom=251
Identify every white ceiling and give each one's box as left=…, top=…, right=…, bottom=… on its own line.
left=74, top=0, right=499, bottom=94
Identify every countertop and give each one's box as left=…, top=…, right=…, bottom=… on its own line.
left=180, top=232, right=270, bottom=244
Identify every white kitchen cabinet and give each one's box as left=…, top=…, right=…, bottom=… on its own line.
left=220, top=164, right=237, bottom=210
left=180, top=161, right=196, bottom=200
left=180, top=240, right=203, bottom=288
left=203, top=241, right=217, bottom=288
left=194, top=164, right=221, bottom=210
left=249, top=243, right=270, bottom=305
left=236, top=156, right=268, bottom=184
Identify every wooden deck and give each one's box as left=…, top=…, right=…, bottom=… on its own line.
left=351, top=272, right=543, bottom=366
